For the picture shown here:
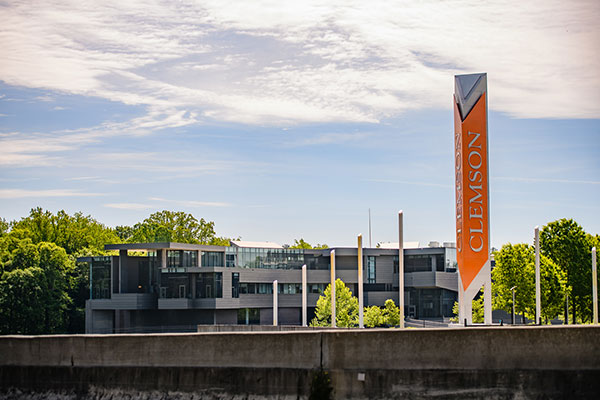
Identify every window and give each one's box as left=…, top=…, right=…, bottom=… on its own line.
left=367, top=256, right=376, bottom=284
left=226, top=253, right=236, bottom=268
left=197, top=273, right=223, bottom=298
left=89, top=257, right=111, bottom=299
left=237, top=308, right=260, bottom=325
left=405, top=255, right=432, bottom=272
left=182, top=251, right=198, bottom=267
left=232, top=273, right=239, bottom=298
left=167, top=250, right=181, bottom=267
left=201, top=251, right=224, bottom=267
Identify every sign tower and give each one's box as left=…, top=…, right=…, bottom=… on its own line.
left=454, top=73, right=492, bottom=324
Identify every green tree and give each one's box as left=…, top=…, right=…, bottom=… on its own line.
left=11, top=207, right=120, bottom=254
left=492, top=243, right=569, bottom=322
left=0, top=218, right=8, bottom=236
left=310, top=279, right=358, bottom=327
left=382, top=299, right=401, bottom=326
left=0, top=239, right=73, bottom=334
left=540, top=219, right=594, bottom=323
left=129, top=210, right=221, bottom=244
left=289, top=238, right=328, bottom=249
left=364, top=305, right=383, bottom=328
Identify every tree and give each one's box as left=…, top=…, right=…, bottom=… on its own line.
left=364, top=305, right=383, bottom=327
left=382, top=299, right=400, bottom=326
left=0, top=239, right=73, bottom=334
left=540, top=219, right=594, bottom=323
left=11, top=207, right=120, bottom=254
left=492, top=243, right=569, bottom=323
left=310, top=279, right=358, bottom=327
left=451, top=296, right=484, bottom=323
left=289, top=238, right=328, bottom=249
left=129, top=210, right=221, bottom=244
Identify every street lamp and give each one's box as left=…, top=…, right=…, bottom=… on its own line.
left=510, top=286, right=517, bottom=325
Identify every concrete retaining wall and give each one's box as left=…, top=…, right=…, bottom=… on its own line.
left=1, top=326, right=599, bottom=399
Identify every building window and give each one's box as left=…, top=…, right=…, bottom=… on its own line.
left=367, top=256, right=376, bottom=284
left=182, top=250, right=197, bottom=267
left=89, top=257, right=111, bottom=299
left=226, top=253, right=236, bottom=267
left=237, top=308, right=260, bottom=325
left=405, top=255, right=432, bottom=272
left=167, top=250, right=181, bottom=267
left=197, top=272, right=223, bottom=298
left=232, top=272, right=239, bottom=298
left=201, top=251, right=224, bottom=267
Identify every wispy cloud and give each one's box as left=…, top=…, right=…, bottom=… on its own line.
left=0, top=0, right=597, bottom=128
left=104, top=203, right=154, bottom=210
left=285, top=132, right=372, bottom=147
left=0, top=189, right=102, bottom=199
left=149, top=197, right=231, bottom=208
left=493, top=177, right=600, bottom=185
left=365, top=178, right=452, bottom=189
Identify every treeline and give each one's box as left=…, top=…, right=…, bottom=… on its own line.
left=458, top=219, right=599, bottom=324
left=0, top=208, right=232, bottom=334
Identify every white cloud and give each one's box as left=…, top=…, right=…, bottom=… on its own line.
left=0, top=188, right=102, bottom=199
left=104, top=203, right=154, bottom=210
left=149, top=197, right=231, bottom=208
left=0, top=0, right=598, bottom=127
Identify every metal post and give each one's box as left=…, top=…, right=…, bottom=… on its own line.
left=89, top=260, right=93, bottom=300
left=302, top=265, right=307, bottom=327
left=331, top=250, right=336, bottom=328
left=593, top=247, right=598, bottom=324
left=273, top=280, right=278, bottom=326
left=358, top=235, right=364, bottom=328
left=398, top=211, right=405, bottom=329
left=511, top=286, right=516, bottom=325
left=535, top=226, right=541, bottom=324
left=564, top=294, right=569, bottom=325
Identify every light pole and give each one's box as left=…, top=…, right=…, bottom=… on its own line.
left=510, top=286, right=517, bottom=325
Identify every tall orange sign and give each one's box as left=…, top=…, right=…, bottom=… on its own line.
left=454, top=73, right=491, bottom=324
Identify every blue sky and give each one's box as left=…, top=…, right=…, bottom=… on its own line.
left=0, top=0, right=599, bottom=248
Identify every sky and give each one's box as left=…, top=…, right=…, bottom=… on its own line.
left=0, top=0, right=599, bottom=248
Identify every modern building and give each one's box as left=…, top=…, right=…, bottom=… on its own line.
left=81, top=241, right=458, bottom=333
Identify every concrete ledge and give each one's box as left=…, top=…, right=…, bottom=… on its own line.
left=1, top=326, right=599, bottom=398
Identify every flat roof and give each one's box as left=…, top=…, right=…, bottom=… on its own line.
left=104, top=242, right=225, bottom=251
left=231, top=240, right=283, bottom=249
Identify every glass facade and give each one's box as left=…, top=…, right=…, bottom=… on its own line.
left=89, top=257, right=111, bottom=299
left=232, top=272, right=239, bottom=298
left=160, top=273, right=190, bottom=298
left=407, top=288, right=457, bottom=319
left=237, top=308, right=260, bottom=324
left=232, top=247, right=304, bottom=269
left=197, top=272, right=223, bottom=298
left=367, top=256, right=376, bottom=283
left=166, top=250, right=198, bottom=268
left=201, top=251, right=224, bottom=267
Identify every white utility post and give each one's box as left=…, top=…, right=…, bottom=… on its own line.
left=358, top=234, right=364, bottom=328
left=302, top=265, right=307, bottom=327
left=593, top=247, right=598, bottom=325
left=535, top=226, right=541, bottom=324
left=331, top=250, right=336, bottom=328
left=398, top=211, right=405, bottom=328
left=273, top=280, right=278, bottom=326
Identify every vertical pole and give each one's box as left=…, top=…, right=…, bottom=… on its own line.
left=358, top=234, right=364, bottom=328
left=511, top=286, right=516, bottom=325
left=368, top=209, right=372, bottom=248
left=302, top=265, right=307, bottom=327
left=593, top=247, right=598, bottom=325
left=331, top=250, right=336, bottom=328
left=535, top=226, right=541, bottom=324
left=398, top=211, right=405, bottom=328
left=273, top=280, right=278, bottom=326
